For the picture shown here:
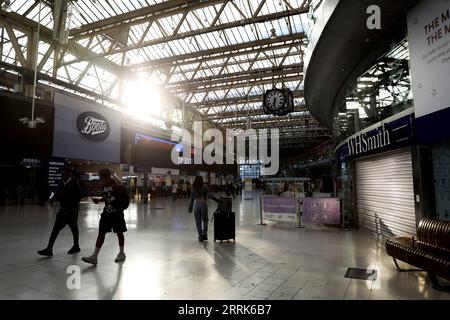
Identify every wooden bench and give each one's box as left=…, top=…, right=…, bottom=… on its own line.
left=385, top=218, right=450, bottom=291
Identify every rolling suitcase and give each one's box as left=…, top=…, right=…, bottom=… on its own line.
left=213, top=196, right=235, bottom=243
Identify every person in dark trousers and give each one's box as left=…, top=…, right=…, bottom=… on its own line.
left=172, top=182, right=178, bottom=202
left=188, top=176, right=220, bottom=242
left=226, top=182, right=235, bottom=199
left=82, top=169, right=129, bottom=265
left=38, top=166, right=81, bottom=257
left=186, top=181, right=191, bottom=199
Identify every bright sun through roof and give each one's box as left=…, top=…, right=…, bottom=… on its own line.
left=122, top=79, right=163, bottom=123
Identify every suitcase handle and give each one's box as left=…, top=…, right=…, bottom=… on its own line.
left=211, top=210, right=234, bottom=224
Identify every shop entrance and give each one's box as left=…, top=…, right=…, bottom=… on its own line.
left=355, top=148, right=416, bottom=238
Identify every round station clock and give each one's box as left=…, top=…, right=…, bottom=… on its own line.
left=263, top=88, right=295, bottom=116
left=263, top=89, right=287, bottom=112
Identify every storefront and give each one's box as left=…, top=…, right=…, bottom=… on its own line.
left=336, top=110, right=416, bottom=237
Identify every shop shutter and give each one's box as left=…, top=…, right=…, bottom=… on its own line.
left=355, top=148, right=416, bottom=238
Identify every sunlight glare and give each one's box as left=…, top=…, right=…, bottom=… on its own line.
left=122, top=80, right=162, bottom=123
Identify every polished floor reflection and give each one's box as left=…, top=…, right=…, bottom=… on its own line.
left=0, top=192, right=449, bottom=300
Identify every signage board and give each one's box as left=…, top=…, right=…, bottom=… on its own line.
left=302, top=198, right=341, bottom=225
left=335, top=111, right=414, bottom=163
left=262, top=196, right=298, bottom=223
left=408, top=0, right=450, bottom=118
left=76, top=111, right=110, bottom=142
left=408, top=0, right=450, bottom=143
left=46, top=158, right=66, bottom=190
left=53, top=92, right=121, bottom=163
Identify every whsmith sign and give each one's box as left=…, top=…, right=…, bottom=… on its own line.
left=347, top=124, right=390, bottom=156
left=336, top=110, right=414, bottom=163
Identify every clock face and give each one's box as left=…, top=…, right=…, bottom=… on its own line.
left=264, top=90, right=286, bottom=111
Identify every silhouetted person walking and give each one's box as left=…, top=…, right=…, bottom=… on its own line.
left=38, top=166, right=81, bottom=257
left=226, top=183, right=235, bottom=199
left=82, top=169, right=129, bottom=265
left=186, top=181, right=191, bottom=199
left=188, top=176, right=220, bottom=242
left=172, top=182, right=178, bottom=202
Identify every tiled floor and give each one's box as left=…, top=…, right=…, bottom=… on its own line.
left=0, top=191, right=449, bottom=300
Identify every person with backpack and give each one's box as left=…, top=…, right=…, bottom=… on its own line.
left=38, top=166, right=81, bottom=257
left=188, top=176, right=220, bottom=242
left=82, top=169, right=129, bottom=265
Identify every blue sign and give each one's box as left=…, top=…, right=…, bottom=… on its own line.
left=336, top=113, right=414, bottom=163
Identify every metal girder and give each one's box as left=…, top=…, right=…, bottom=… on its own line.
left=279, top=141, right=327, bottom=148
left=170, top=50, right=302, bottom=77
left=224, top=121, right=324, bottom=129
left=280, top=135, right=331, bottom=142
left=172, top=74, right=303, bottom=94
left=149, top=40, right=303, bottom=76
left=37, top=43, right=54, bottom=72
left=0, top=60, right=120, bottom=104
left=0, top=11, right=122, bottom=74
left=3, top=22, right=27, bottom=66
left=279, top=132, right=329, bottom=138
left=167, top=63, right=303, bottom=89
left=69, top=0, right=226, bottom=38
left=203, top=105, right=308, bottom=120
left=280, top=136, right=330, bottom=141
left=278, top=132, right=331, bottom=139
left=279, top=133, right=331, bottom=139
left=279, top=140, right=330, bottom=147
left=129, top=34, right=304, bottom=70
left=222, top=116, right=323, bottom=128
left=221, top=121, right=315, bottom=128
left=188, top=91, right=304, bottom=108
left=65, top=7, right=308, bottom=65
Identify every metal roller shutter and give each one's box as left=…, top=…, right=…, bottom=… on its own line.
left=355, top=148, right=416, bottom=238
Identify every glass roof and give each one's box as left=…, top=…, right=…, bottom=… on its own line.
left=1, top=0, right=328, bottom=148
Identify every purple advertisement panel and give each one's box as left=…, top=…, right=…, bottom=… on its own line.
left=262, top=196, right=297, bottom=222
left=302, top=198, right=341, bottom=225
left=263, top=196, right=297, bottom=213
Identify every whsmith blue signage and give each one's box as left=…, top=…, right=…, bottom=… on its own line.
left=336, top=112, right=414, bottom=163
left=347, top=124, right=391, bottom=157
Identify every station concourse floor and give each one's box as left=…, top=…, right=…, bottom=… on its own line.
left=0, top=192, right=449, bottom=300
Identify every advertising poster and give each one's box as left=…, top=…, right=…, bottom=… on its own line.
left=262, top=196, right=298, bottom=223
left=53, top=92, right=121, bottom=163
left=302, top=198, right=341, bottom=225
left=408, top=0, right=450, bottom=118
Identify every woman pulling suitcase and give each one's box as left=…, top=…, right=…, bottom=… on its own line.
left=188, top=176, right=220, bottom=242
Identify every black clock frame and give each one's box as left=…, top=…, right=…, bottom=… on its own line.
left=263, top=88, right=286, bottom=111
left=263, top=88, right=294, bottom=116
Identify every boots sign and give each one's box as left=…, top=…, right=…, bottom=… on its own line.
left=76, top=111, right=110, bottom=142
